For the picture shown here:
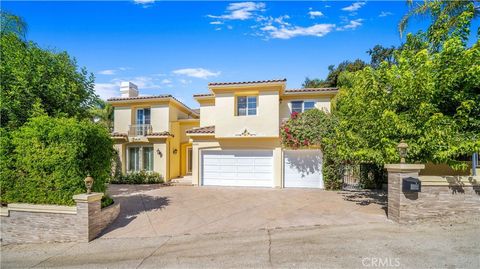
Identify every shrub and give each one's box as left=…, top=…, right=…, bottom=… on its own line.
left=110, top=171, right=164, bottom=184
left=0, top=116, right=114, bottom=206
left=101, top=196, right=114, bottom=208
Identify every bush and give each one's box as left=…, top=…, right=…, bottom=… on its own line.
left=110, top=171, right=164, bottom=184
left=101, top=196, right=114, bottom=208
left=0, top=116, right=114, bottom=206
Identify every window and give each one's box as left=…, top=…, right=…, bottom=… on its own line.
left=128, top=146, right=154, bottom=172
left=237, top=96, right=257, bottom=116
left=291, top=101, right=316, bottom=113
left=143, top=147, right=154, bottom=171
left=136, top=108, right=151, bottom=125
left=291, top=101, right=303, bottom=113
left=304, top=101, right=315, bottom=111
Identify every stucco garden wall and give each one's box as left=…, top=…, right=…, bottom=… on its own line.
left=0, top=193, right=120, bottom=244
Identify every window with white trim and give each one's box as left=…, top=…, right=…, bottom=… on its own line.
left=128, top=146, right=154, bottom=172
left=237, top=96, right=257, bottom=116
left=291, top=101, right=316, bottom=113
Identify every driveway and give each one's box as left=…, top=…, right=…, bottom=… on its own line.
left=100, top=184, right=387, bottom=239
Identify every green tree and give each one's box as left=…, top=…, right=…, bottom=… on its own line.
left=0, top=116, right=114, bottom=205
left=367, top=45, right=396, bottom=68
left=0, top=34, right=98, bottom=129
left=303, top=59, right=368, bottom=88
left=90, top=100, right=114, bottom=130
left=333, top=34, right=480, bottom=168
left=399, top=0, right=479, bottom=49
left=0, top=11, right=27, bottom=38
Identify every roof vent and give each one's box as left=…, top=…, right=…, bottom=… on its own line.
left=120, top=82, right=138, bottom=98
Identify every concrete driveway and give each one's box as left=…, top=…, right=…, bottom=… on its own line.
left=100, top=184, right=387, bottom=239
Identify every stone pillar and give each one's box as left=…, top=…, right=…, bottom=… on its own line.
left=73, top=193, right=103, bottom=241
left=384, top=164, right=425, bottom=224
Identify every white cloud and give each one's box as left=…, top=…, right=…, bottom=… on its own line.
left=261, top=23, right=335, bottom=39
left=341, top=2, right=366, bottom=12
left=308, top=11, right=324, bottom=19
left=210, top=21, right=223, bottom=25
left=98, top=69, right=116, bottom=75
left=337, top=19, right=363, bottom=31
left=161, top=79, right=172, bottom=84
left=134, top=0, right=154, bottom=4
left=173, top=68, right=221, bottom=79
left=379, top=11, right=393, bottom=17
left=94, top=82, right=120, bottom=100
left=179, top=79, right=191, bottom=85
left=208, top=2, right=265, bottom=21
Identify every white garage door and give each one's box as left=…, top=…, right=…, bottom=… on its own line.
left=202, top=150, right=273, bottom=187
left=284, top=150, right=324, bottom=188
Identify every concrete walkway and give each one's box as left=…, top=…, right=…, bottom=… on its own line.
left=2, top=221, right=479, bottom=268
left=100, top=185, right=388, bottom=238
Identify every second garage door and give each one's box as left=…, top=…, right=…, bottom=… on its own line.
left=284, top=150, right=324, bottom=188
left=202, top=150, right=273, bottom=187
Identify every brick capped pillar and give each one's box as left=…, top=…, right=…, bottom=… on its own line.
left=73, top=193, right=103, bottom=241
left=384, top=164, right=425, bottom=224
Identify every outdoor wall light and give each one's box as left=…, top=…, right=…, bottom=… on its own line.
left=84, top=174, right=94, bottom=194
left=173, top=149, right=178, bottom=154
left=397, top=139, right=408, bottom=164
left=156, top=148, right=163, bottom=157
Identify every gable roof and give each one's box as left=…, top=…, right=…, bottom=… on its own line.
left=107, top=95, right=199, bottom=117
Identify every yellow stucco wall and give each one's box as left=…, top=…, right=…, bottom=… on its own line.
left=113, top=107, right=132, bottom=133
left=214, top=90, right=280, bottom=138
left=199, top=100, right=215, bottom=127
left=279, top=96, right=332, bottom=120
left=191, top=137, right=283, bottom=187
left=151, top=104, right=170, bottom=132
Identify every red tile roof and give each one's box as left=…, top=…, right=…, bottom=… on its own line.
left=186, top=126, right=215, bottom=134
left=147, top=131, right=174, bottom=137
left=111, top=132, right=128, bottom=139
left=107, top=95, right=172, bottom=101
left=107, top=95, right=199, bottom=116
left=285, top=88, right=338, bottom=93
left=193, top=93, right=214, bottom=98
left=208, top=79, right=287, bottom=86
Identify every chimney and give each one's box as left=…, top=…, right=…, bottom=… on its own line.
left=120, top=82, right=139, bottom=98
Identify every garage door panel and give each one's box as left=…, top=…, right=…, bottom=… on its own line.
left=202, top=150, right=273, bottom=187
left=284, top=150, right=324, bottom=188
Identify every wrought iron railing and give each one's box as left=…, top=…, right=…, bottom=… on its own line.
left=128, top=124, right=152, bottom=136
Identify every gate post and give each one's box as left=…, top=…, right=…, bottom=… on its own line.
left=384, top=164, right=425, bottom=223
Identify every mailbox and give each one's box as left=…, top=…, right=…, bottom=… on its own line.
left=402, top=177, right=421, bottom=192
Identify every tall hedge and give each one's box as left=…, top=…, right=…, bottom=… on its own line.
left=0, top=116, right=114, bottom=205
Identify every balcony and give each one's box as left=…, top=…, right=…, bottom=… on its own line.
left=128, top=124, right=152, bottom=137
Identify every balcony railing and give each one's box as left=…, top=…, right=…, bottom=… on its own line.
left=128, top=124, right=152, bottom=137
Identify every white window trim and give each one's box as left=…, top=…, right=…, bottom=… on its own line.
left=290, top=100, right=317, bottom=113
left=236, top=96, right=258, bottom=116
left=126, top=145, right=154, bottom=172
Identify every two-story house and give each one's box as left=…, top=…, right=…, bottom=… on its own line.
left=186, top=79, right=338, bottom=188
left=108, top=82, right=199, bottom=180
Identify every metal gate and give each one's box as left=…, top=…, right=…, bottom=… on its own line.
left=342, top=164, right=361, bottom=190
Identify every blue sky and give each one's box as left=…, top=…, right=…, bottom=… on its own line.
left=3, top=1, right=476, bottom=108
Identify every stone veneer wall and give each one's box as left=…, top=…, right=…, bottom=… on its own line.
left=0, top=193, right=120, bottom=244
left=386, top=164, right=480, bottom=224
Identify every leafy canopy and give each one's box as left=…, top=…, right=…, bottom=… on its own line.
left=0, top=116, right=114, bottom=205
left=333, top=34, right=480, bottom=167
left=0, top=33, right=98, bottom=129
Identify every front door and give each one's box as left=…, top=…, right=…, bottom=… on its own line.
left=187, top=147, right=193, bottom=174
